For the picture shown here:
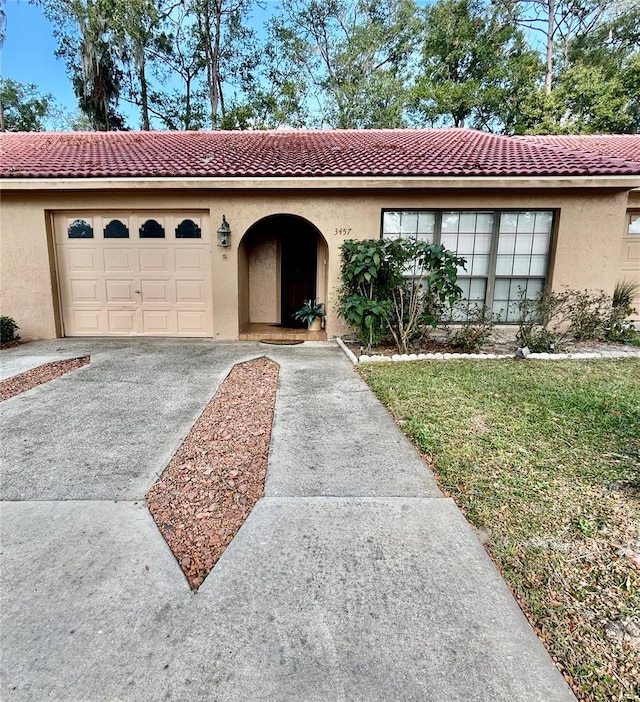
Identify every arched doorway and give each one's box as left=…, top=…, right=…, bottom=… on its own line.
left=238, top=214, right=328, bottom=338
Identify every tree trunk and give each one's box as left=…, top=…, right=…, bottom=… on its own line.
left=185, top=75, right=192, bottom=130
left=139, top=51, right=150, bottom=130
left=545, top=0, right=555, bottom=94
left=209, top=7, right=222, bottom=128
left=0, top=101, right=5, bottom=132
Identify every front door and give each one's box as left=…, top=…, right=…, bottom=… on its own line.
left=281, top=231, right=317, bottom=327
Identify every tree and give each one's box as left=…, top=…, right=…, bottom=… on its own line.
left=500, top=1, right=607, bottom=93
left=519, top=5, right=640, bottom=133
left=191, top=0, right=259, bottom=129
left=412, top=0, right=542, bottom=131
left=145, top=3, right=208, bottom=130
left=270, top=0, right=420, bottom=128
left=38, top=0, right=127, bottom=130
left=0, top=78, right=56, bottom=131
left=110, top=0, right=164, bottom=130
left=0, top=0, right=7, bottom=130
left=218, top=14, right=310, bottom=129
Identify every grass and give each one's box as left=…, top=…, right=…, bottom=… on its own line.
left=360, top=358, right=640, bottom=702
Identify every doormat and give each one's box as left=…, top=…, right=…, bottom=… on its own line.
left=259, top=339, right=304, bottom=345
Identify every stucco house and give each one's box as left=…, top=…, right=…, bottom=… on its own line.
left=1, top=128, right=639, bottom=342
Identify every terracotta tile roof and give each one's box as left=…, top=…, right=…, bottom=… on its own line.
left=517, top=134, right=640, bottom=171
left=1, top=128, right=638, bottom=179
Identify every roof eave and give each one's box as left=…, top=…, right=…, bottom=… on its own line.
left=1, top=174, right=639, bottom=191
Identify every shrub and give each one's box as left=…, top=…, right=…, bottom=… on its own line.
left=0, top=316, right=20, bottom=344
left=444, top=304, right=497, bottom=352
left=338, top=238, right=465, bottom=353
left=562, top=289, right=611, bottom=341
left=612, top=279, right=639, bottom=315
left=515, top=289, right=568, bottom=352
left=516, top=286, right=639, bottom=350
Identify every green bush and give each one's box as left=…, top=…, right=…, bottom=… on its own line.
left=445, top=304, right=497, bottom=352
left=516, top=286, right=639, bottom=351
left=562, top=289, right=611, bottom=341
left=338, top=238, right=465, bottom=353
left=612, top=279, right=639, bottom=315
left=515, top=289, right=568, bottom=352
left=0, top=316, right=20, bottom=344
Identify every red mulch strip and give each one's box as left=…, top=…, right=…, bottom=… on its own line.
left=146, top=356, right=280, bottom=590
left=0, top=356, right=90, bottom=402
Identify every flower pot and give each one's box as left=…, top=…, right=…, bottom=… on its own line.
left=309, top=316, right=322, bottom=332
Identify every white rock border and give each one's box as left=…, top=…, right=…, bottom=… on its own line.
left=335, top=338, right=640, bottom=365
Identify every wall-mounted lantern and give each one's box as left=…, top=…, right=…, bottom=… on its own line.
left=217, top=215, right=231, bottom=247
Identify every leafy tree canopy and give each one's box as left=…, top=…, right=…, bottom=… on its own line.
left=0, top=78, right=55, bottom=131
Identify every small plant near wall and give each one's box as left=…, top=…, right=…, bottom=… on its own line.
left=606, top=280, right=640, bottom=344
left=516, top=285, right=640, bottom=351
left=338, top=238, right=465, bottom=353
left=612, top=280, right=639, bottom=315
left=0, top=316, right=20, bottom=345
left=444, top=304, right=498, bottom=353
left=293, top=299, right=324, bottom=331
left=516, top=289, right=568, bottom=352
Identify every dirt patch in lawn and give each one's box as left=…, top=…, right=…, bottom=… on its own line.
left=146, top=356, right=279, bottom=590
left=0, top=356, right=90, bottom=401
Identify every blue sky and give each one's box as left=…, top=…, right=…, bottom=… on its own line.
left=1, top=0, right=438, bottom=128
left=2, top=1, right=77, bottom=111
left=0, top=0, right=286, bottom=126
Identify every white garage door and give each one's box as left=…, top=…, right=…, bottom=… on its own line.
left=54, top=212, right=213, bottom=337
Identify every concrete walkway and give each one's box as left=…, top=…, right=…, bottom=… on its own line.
left=0, top=339, right=575, bottom=701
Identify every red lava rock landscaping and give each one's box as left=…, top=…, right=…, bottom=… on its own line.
left=0, top=356, right=90, bottom=402
left=146, top=356, right=280, bottom=590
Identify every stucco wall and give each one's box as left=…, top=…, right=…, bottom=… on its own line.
left=0, top=195, right=58, bottom=339
left=0, top=185, right=633, bottom=340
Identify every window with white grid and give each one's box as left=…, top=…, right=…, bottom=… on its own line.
left=381, top=209, right=554, bottom=322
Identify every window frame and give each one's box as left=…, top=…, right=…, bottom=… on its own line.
left=380, top=207, right=557, bottom=323
left=139, top=219, right=165, bottom=239
left=104, top=219, right=130, bottom=239
left=175, top=218, right=202, bottom=239
left=627, top=210, right=640, bottom=235
left=67, top=219, right=94, bottom=239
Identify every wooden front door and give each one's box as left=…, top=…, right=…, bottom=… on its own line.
left=281, top=230, right=317, bottom=327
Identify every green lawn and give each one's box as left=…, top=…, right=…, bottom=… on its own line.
left=360, top=358, right=640, bottom=702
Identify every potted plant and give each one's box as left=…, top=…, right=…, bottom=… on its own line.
left=294, top=299, right=324, bottom=331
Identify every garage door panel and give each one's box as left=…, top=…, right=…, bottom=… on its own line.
left=56, top=212, right=213, bottom=337
left=142, top=309, right=175, bottom=334
left=66, top=248, right=102, bottom=272
left=139, top=248, right=173, bottom=271
left=104, top=248, right=136, bottom=271
left=141, top=279, right=173, bottom=303
left=175, top=249, right=207, bottom=271
left=70, top=279, right=102, bottom=303
left=177, top=310, right=209, bottom=335
left=105, top=279, right=137, bottom=303
left=72, top=310, right=105, bottom=334
left=176, top=279, right=207, bottom=303
left=108, top=310, right=137, bottom=333
left=623, top=242, right=640, bottom=260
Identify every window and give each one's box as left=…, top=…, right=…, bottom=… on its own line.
left=628, top=212, right=640, bottom=234
left=68, top=219, right=93, bottom=239
left=175, top=219, right=201, bottom=238
left=104, top=219, right=129, bottom=239
left=139, top=219, right=165, bottom=238
left=381, top=209, right=554, bottom=323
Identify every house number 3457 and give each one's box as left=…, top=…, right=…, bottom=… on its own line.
left=335, top=227, right=352, bottom=236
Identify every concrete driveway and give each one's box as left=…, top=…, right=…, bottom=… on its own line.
left=1, top=339, right=575, bottom=701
